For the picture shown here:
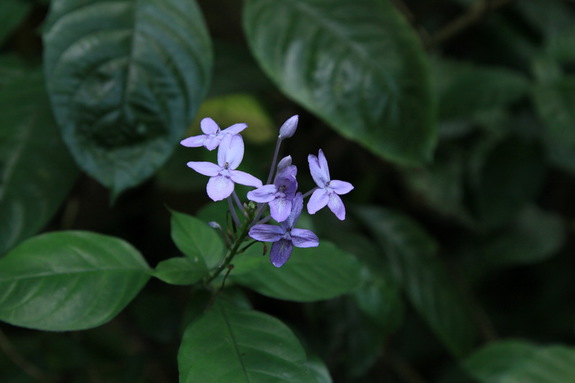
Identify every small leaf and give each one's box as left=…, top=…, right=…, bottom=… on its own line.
left=43, top=0, right=212, bottom=197
left=152, top=257, right=208, bottom=286
left=355, top=206, right=477, bottom=357
left=178, top=300, right=316, bottom=383
left=0, top=71, right=79, bottom=256
left=464, top=340, right=575, bottom=383
left=170, top=209, right=225, bottom=271
left=0, top=231, right=150, bottom=331
left=243, top=0, right=436, bottom=165
left=232, top=241, right=361, bottom=302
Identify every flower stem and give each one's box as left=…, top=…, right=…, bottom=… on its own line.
left=266, top=137, right=283, bottom=185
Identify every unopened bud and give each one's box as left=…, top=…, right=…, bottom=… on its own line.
left=278, top=115, right=298, bottom=139
left=208, top=221, right=222, bottom=230
left=276, top=156, right=292, bottom=172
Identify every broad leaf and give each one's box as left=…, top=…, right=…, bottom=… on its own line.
left=464, top=340, right=575, bottom=383
left=170, top=210, right=225, bottom=270
left=355, top=206, right=477, bottom=357
left=43, top=0, right=212, bottom=197
left=178, top=301, right=316, bottom=383
left=232, top=241, right=361, bottom=302
left=0, top=231, right=150, bottom=331
left=0, top=71, right=79, bottom=256
left=243, top=0, right=436, bottom=164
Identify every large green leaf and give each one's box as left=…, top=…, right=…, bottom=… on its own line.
left=243, top=0, right=435, bottom=165
left=232, top=241, right=361, bottom=302
left=0, top=231, right=150, bottom=331
left=0, top=71, right=79, bottom=256
left=178, top=300, right=317, bottom=383
left=355, top=206, right=477, bottom=357
left=43, top=0, right=212, bottom=197
left=464, top=340, right=575, bottom=383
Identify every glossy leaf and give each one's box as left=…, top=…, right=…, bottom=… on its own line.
left=355, top=206, right=477, bottom=357
left=0, top=71, right=79, bottom=256
left=243, top=0, right=436, bottom=165
left=43, top=0, right=212, bottom=197
left=232, top=241, right=361, bottom=302
left=170, top=210, right=226, bottom=270
left=178, top=300, right=317, bottom=383
left=152, top=257, right=208, bottom=285
left=464, top=340, right=575, bottom=383
left=0, top=231, right=150, bottom=331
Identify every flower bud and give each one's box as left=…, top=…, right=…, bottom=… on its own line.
left=278, top=115, right=298, bottom=139
left=276, top=155, right=292, bottom=172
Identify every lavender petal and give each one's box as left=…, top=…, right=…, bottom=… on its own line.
left=247, top=185, right=277, bottom=203
left=330, top=180, right=354, bottom=195
left=291, top=228, right=320, bottom=248
left=200, top=117, right=219, bottom=134
left=230, top=170, right=263, bottom=188
left=223, top=123, right=248, bottom=135
left=187, top=161, right=220, bottom=177
left=270, top=239, right=293, bottom=268
left=307, top=188, right=329, bottom=214
left=327, top=193, right=346, bottom=220
left=206, top=175, right=234, bottom=201
left=249, top=224, right=284, bottom=242
left=270, top=198, right=292, bottom=222
left=180, top=135, right=206, bottom=148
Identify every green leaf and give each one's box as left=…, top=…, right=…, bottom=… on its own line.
left=152, top=257, right=208, bottom=285
left=474, top=206, right=564, bottom=270
left=0, top=71, right=79, bottom=256
left=178, top=300, right=316, bottom=383
left=533, top=76, right=575, bottom=174
left=0, top=0, right=32, bottom=46
left=433, top=59, right=530, bottom=121
left=464, top=340, right=575, bottom=383
left=0, top=231, right=150, bottom=331
left=232, top=241, right=361, bottom=302
left=243, top=0, right=436, bottom=165
left=43, top=0, right=212, bottom=197
left=170, top=210, right=225, bottom=271
left=355, top=206, right=477, bottom=357
left=468, top=136, right=546, bottom=229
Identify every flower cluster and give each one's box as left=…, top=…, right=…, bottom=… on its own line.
left=181, top=116, right=353, bottom=267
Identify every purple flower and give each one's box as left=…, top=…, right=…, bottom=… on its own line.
left=187, top=135, right=262, bottom=201
left=180, top=117, right=247, bottom=151
left=249, top=193, right=319, bottom=267
left=247, top=157, right=298, bottom=222
left=307, top=149, right=354, bottom=220
left=278, top=115, right=299, bottom=139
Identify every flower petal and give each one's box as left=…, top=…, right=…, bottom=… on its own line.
left=230, top=170, right=262, bottom=188
left=249, top=224, right=284, bottom=242
left=247, top=184, right=277, bottom=203
left=327, top=193, right=346, bottom=220
left=220, top=134, right=244, bottom=169
left=270, top=198, right=292, bottom=222
left=330, top=180, right=354, bottom=195
left=200, top=117, right=219, bottom=134
left=203, top=136, right=222, bottom=151
left=180, top=135, right=206, bottom=147
left=222, top=123, right=247, bottom=135
left=187, top=161, right=220, bottom=176
left=291, top=228, right=319, bottom=248
left=317, top=149, right=331, bottom=180
left=307, top=188, right=329, bottom=215
left=308, top=152, right=329, bottom=186
left=284, top=193, right=304, bottom=228
left=270, top=239, right=293, bottom=268
left=206, top=175, right=234, bottom=201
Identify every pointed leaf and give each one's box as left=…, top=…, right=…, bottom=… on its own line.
left=0, top=231, right=150, bottom=331
left=43, top=0, right=212, bottom=196
left=243, top=0, right=435, bottom=164
left=152, top=257, right=208, bottom=285
left=0, top=71, right=79, bottom=256
left=178, top=301, right=316, bottom=383
left=355, top=206, right=477, bottom=357
left=170, top=210, right=225, bottom=270
left=232, top=241, right=361, bottom=302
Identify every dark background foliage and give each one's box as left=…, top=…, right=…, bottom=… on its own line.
left=1, top=0, right=575, bottom=382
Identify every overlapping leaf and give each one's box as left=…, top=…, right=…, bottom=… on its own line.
left=243, top=0, right=435, bottom=164
left=43, top=0, right=212, bottom=197
left=0, top=231, right=150, bottom=331
left=0, top=71, right=79, bottom=256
